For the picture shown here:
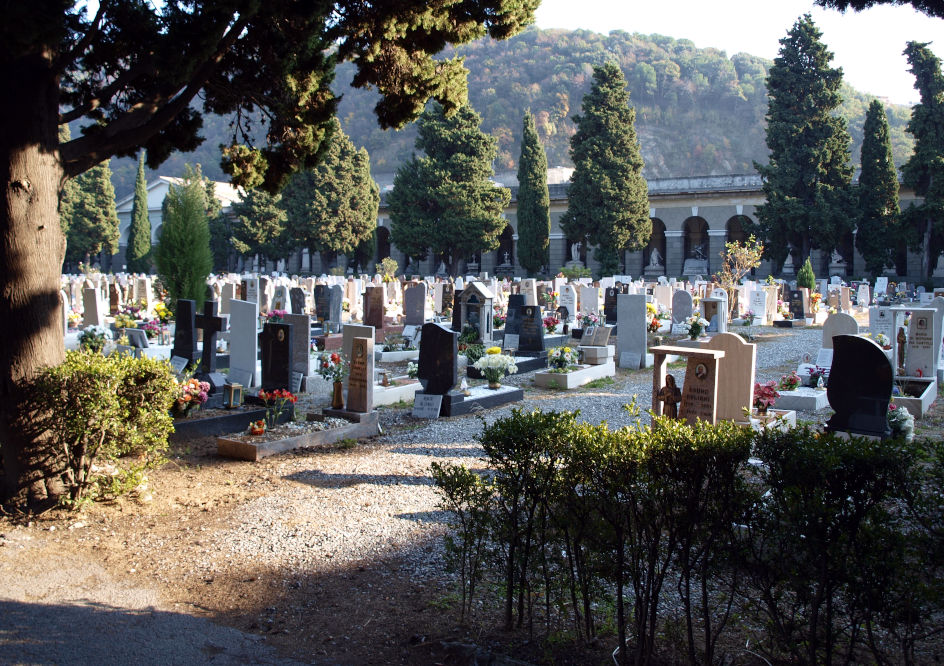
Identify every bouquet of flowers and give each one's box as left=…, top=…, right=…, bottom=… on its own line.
left=809, top=292, right=822, bottom=313
left=316, top=351, right=349, bottom=382
left=753, top=381, right=780, bottom=413
left=153, top=301, right=172, bottom=324
left=493, top=305, right=506, bottom=329
left=543, top=291, right=559, bottom=310
left=142, top=319, right=163, bottom=340
left=175, top=377, right=210, bottom=415
left=548, top=345, right=579, bottom=370
left=257, top=388, right=298, bottom=427
left=875, top=332, right=891, bottom=348
left=407, top=362, right=419, bottom=379
left=646, top=302, right=658, bottom=318
left=648, top=317, right=661, bottom=334
left=684, top=314, right=709, bottom=340
left=114, top=312, right=137, bottom=329
left=778, top=371, right=802, bottom=391
left=78, top=325, right=112, bottom=353
left=743, top=310, right=756, bottom=326
left=67, top=309, right=81, bottom=328
left=473, top=348, right=518, bottom=384
left=887, top=403, right=915, bottom=442
left=265, top=309, right=287, bottom=323
left=543, top=315, right=560, bottom=334
left=579, top=311, right=601, bottom=330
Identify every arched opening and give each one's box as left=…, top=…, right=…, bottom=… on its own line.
left=496, top=224, right=515, bottom=274
left=682, top=216, right=709, bottom=274
left=894, top=239, right=908, bottom=277
left=725, top=215, right=750, bottom=245
left=644, top=218, right=666, bottom=274
left=376, top=226, right=391, bottom=264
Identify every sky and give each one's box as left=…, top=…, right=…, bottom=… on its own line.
left=534, top=0, right=943, bottom=106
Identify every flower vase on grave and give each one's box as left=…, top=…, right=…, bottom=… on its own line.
left=171, top=401, right=195, bottom=419
left=331, top=381, right=345, bottom=409
left=488, top=380, right=502, bottom=390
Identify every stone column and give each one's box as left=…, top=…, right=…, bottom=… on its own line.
left=665, top=230, right=684, bottom=278
left=708, top=230, right=727, bottom=276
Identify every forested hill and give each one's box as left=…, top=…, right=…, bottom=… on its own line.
left=109, top=26, right=915, bottom=196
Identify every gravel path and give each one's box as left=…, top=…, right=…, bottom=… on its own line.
left=0, top=325, right=828, bottom=665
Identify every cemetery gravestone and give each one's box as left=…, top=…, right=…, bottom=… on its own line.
left=314, top=285, right=330, bottom=322
left=82, top=287, right=105, bottom=328
left=788, top=289, right=806, bottom=320
left=905, top=309, right=939, bottom=379
left=345, top=336, right=374, bottom=413
left=327, top=285, right=344, bottom=325
left=228, top=299, right=258, bottom=387
left=504, top=294, right=525, bottom=336
left=283, top=313, right=312, bottom=383
left=704, top=333, right=757, bottom=422
left=194, top=300, right=227, bottom=399
left=290, top=287, right=306, bottom=315
left=559, top=285, right=577, bottom=325
left=821, top=313, right=858, bottom=349
left=603, top=287, right=619, bottom=324
left=363, top=286, right=385, bottom=329
left=260, top=322, right=294, bottom=391
left=617, top=294, right=646, bottom=369
left=825, top=335, right=892, bottom=437
left=403, top=283, right=428, bottom=326
left=417, top=323, right=458, bottom=395
left=518, top=305, right=546, bottom=354
left=749, top=290, right=768, bottom=323
left=172, top=299, right=199, bottom=364
left=672, top=290, right=694, bottom=324
left=679, top=355, right=721, bottom=425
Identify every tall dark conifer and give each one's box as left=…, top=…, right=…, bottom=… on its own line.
left=753, top=15, right=854, bottom=268
left=856, top=100, right=899, bottom=279
left=901, top=41, right=944, bottom=279
left=560, top=62, right=650, bottom=277
left=126, top=151, right=152, bottom=273
left=62, top=160, right=121, bottom=268
left=515, top=111, right=550, bottom=276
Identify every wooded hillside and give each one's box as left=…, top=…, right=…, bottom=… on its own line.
left=109, top=27, right=915, bottom=195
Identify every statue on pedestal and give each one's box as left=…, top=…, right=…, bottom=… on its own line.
left=647, top=247, right=663, bottom=268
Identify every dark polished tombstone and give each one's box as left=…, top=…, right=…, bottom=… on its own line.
left=825, top=334, right=893, bottom=438
left=788, top=289, right=806, bottom=320
left=518, top=304, right=546, bottom=354
left=604, top=287, right=618, bottom=324
left=171, top=299, right=200, bottom=364
left=327, top=285, right=344, bottom=323
left=290, top=287, right=306, bottom=315
left=194, top=300, right=227, bottom=402
left=441, top=283, right=455, bottom=316
left=451, top=289, right=463, bottom=332
left=504, top=294, right=526, bottom=336
left=556, top=306, right=570, bottom=333
left=417, top=323, right=458, bottom=395
left=260, top=322, right=294, bottom=391
left=314, top=285, right=330, bottom=322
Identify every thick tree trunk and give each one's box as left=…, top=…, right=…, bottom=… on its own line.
left=0, top=51, right=68, bottom=507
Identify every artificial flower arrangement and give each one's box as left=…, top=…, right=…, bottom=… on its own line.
left=578, top=311, right=601, bottom=330
left=542, top=291, right=559, bottom=310
left=78, top=325, right=112, bottom=353
left=809, top=292, right=822, bottom=313
left=887, top=403, right=915, bottom=442
left=153, top=301, right=172, bottom=324
left=683, top=314, right=710, bottom=340
left=874, top=332, right=891, bottom=349
left=646, top=301, right=658, bottom=318
left=753, top=381, right=780, bottom=414
left=778, top=371, right=802, bottom=391
left=316, top=351, right=349, bottom=383
left=406, top=362, right=419, bottom=379
left=648, top=317, right=661, bottom=334
left=248, top=419, right=267, bottom=435
left=742, top=309, right=756, bottom=326
left=473, top=346, right=518, bottom=385
left=142, top=318, right=164, bottom=339
left=265, top=309, right=287, bottom=323
left=67, top=309, right=81, bottom=327
left=113, top=312, right=137, bottom=329
left=543, top=315, right=560, bottom=334
left=806, top=365, right=829, bottom=388
left=493, top=304, right=506, bottom=329
left=174, top=377, right=211, bottom=416
left=547, top=346, right=579, bottom=371
left=257, top=388, right=298, bottom=427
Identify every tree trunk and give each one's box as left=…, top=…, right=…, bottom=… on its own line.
left=0, top=51, right=68, bottom=507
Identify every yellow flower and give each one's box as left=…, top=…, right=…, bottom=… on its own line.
left=486, top=346, right=502, bottom=355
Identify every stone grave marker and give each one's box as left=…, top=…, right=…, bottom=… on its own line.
left=124, top=328, right=149, bottom=349
left=821, top=312, right=859, bottom=349
left=258, top=276, right=272, bottom=313
left=617, top=294, right=646, bottom=369
left=749, top=290, right=768, bottom=323
left=857, top=283, right=870, bottom=307
left=108, top=282, right=122, bottom=314
left=518, top=304, right=546, bottom=353
left=340, top=323, right=374, bottom=400
left=701, top=298, right=727, bottom=333
left=290, top=287, right=306, bottom=315
left=314, top=284, right=330, bottom=322
left=345, top=336, right=374, bottom=413
left=417, top=323, right=458, bottom=395
left=504, top=293, right=525, bottom=336
left=520, top=278, right=538, bottom=306
left=327, top=285, right=344, bottom=325
left=825, top=335, right=892, bottom=438
left=579, top=286, right=599, bottom=316
left=874, top=277, right=889, bottom=300
left=194, top=300, right=227, bottom=398
left=559, top=285, right=577, bottom=325
left=905, top=308, right=939, bottom=379
left=260, top=322, right=293, bottom=391
left=403, top=283, right=428, bottom=326
left=82, top=287, right=105, bottom=328
left=172, top=299, right=199, bottom=364
left=228, top=299, right=259, bottom=387
left=679, top=354, right=721, bottom=425
left=363, top=285, right=384, bottom=329
left=272, top=285, right=289, bottom=311
left=788, top=289, right=806, bottom=320
left=704, top=332, right=756, bottom=422
left=603, top=287, right=619, bottom=324
left=451, top=289, right=463, bottom=332
left=220, top=282, right=237, bottom=315
left=672, top=290, right=693, bottom=324
left=283, top=313, right=312, bottom=384
left=244, top=277, right=259, bottom=304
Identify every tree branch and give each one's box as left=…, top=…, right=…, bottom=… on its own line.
left=53, top=0, right=110, bottom=74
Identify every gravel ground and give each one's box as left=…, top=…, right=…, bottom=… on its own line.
left=0, top=325, right=834, bottom=665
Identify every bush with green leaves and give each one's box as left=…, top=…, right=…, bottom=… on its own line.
left=27, top=350, right=177, bottom=504
left=797, top=256, right=816, bottom=290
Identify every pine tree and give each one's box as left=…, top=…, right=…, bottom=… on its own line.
left=797, top=257, right=816, bottom=290
left=126, top=151, right=152, bottom=273
left=560, top=62, right=650, bottom=278
left=753, top=15, right=854, bottom=268
left=388, top=102, right=511, bottom=275
left=901, top=41, right=944, bottom=279
left=229, top=188, right=289, bottom=263
left=516, top=111, right=550, bottom=276
left=62, top=159, right=121, bottom=268
left=154, top=165, right=214, bottom=312
left=282, top=118, right=380, bottom=270
left=856, top=100, right=900, bottom=279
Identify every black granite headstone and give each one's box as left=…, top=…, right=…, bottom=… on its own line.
left=604, top=287, right=619, bottom=324
left=441, top=283, right=454, bottom=316
left=171, top=299, right=199, bottom=364
left=518, top=304, right=546, bottom=353
left=825, top=334, right=893, bottom=438
left=788, top=289, right=806, bottom=320
left=504, top=294, right=526, bottom=336
left=260, top=322, right=294, bottom=391
left=327, top=285, right=344, bottom=322
left=417, top=323, right=458, bottom=395
left=451, top=289, right=463, bottom=332
left=290, top=287, right=306, bottom=315
left=314, top=285, right=330, bottom=322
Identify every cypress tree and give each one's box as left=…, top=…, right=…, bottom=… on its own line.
left=797, top=257, right=816, bottom=290
left=856, top=100, right=899, bottom=279
left=516, top=111, right=550, bottom=276
left=229, top=188, right=289, bottom=263
left=62, top=159, right=121, bottom=268
left=901, top=41, right=944, bottom=279
left=154, top=165, right=213, bottom=312
left=126, top=151, right=152, bottom=273
left=388, top=102, right=511, bottom=275
left=560, top=62, right=650, bottom=278
left=754, top=15, right=854, bottom=268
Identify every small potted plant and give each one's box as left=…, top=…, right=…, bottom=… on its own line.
left=753, top=381, right=780, bottom=415
left=473, top=346, right=518, bottom=389
left=317, top=351, right=350, bottom=409
left=78, top=325, right=112, bottom=353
